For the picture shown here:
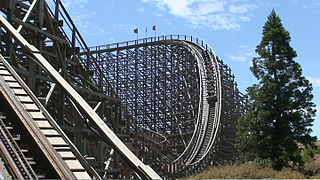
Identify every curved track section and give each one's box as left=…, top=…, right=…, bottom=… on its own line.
left=0, top=0, right=244, bottom=178
left=88, top=35, right=245, bottom=177
left=174, top=42, right=222, bottom=166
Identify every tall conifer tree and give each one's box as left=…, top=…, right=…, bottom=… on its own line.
left=237, top=10, right=316, bottom=170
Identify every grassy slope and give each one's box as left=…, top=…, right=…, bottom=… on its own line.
left=186, top=141, right=320, bottom=179
left=187, top=162, right=306, bottom=179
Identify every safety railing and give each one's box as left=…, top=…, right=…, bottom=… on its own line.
left=47, top=0, right=116, bottom=97
left=88, top=35, right=216, bottom=55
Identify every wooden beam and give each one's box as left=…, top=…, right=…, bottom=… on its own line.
left=0, top=14, right=162, bottom=180
left=17, top=0, right=39, bottom=33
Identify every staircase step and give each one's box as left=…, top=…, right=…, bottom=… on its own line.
left=41, top=129, right=60, bottom=136
left=12, top=88, right=27, bottom=95
left=73, top=171, right=91, bottom=179
left=7, top=82, right=21, bottom=88
left=22, top=103, right=39, bottom=111
left=64, top=159, right=85, bottom=170
left=36, top=174, right=46, bottom=179
left=58, top=151, right=76, bottom=159
left=17, top=95, right=33, bottom=103
left=34, top=120, right=52, bottom=128
left=29, top=112, right=46, bottom=120
left=3, top=76, right=16, bottom=82
left=47, top=137, right=68, bottom=146
left=21, top=149, right=29, bottom=153
left=0, top=70, right=11, bottom=75
left=26, top=157, right=36, bottom=165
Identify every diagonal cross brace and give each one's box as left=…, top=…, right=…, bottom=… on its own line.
left=0, top=14, right=162, bottom=180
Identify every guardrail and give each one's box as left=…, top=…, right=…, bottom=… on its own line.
left=87, top=35, right=216, bottom=55
left=47, top=0, right=116, bottom=97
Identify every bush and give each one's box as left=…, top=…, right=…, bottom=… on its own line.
left=304, top=154, right=320, bottom=178
left=302, top=144, right=320, bottom=161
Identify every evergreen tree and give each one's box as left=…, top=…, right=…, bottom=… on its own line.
left=237, top=10, right=316, bottom=170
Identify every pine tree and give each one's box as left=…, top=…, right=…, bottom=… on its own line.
left=237, top=10, right=316, bottom=170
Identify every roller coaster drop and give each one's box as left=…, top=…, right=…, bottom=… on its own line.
left=0, top=0, right=245, bottom=179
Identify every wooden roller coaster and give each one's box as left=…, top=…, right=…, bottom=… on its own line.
left=0, top=0, right=245, bottom=179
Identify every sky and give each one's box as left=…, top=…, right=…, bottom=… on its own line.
left=56, top=0, right=320, bottom=138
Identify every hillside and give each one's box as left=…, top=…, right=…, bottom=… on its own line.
left=185, top=158, right=320, bottom=179
left=186, top=141, right=320, bottom=179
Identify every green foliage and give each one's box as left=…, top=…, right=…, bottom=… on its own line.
left=237, top=10, right=316, bottom=171
left=304, top=154, right=320, bottom=178
left=302, top=144, right=320, bottom=161
left=253, top=157, right=272, bottom=168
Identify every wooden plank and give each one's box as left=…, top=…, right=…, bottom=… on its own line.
left=64, top=160, right=84, bottom=170
left=0, top=70, right=11, bottom=75
left=12, top=18, right=68, bottom=44
left=73, top=172, right=91, bottom=179
left=29, top=111, right=46, bottom=119
left=35, top=120, right=52, bottom=128
left=58, top=151, right=76, bottom=159
left=17, top=96, right=33, bottom=103
left=47, top=137, right=68, bottom=146
left=12, top=88, right=27, bottom=95
left=3, top=76, right=16, bottom=82
left=0, top=14, right=161, bottom=179
left=41, top=129, right=60, bottom=136
left=23, top=103, right=39, bottom=111
left=7, top=82, right=21, bottom=88
left=17, top=0, right=39, bottom=33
